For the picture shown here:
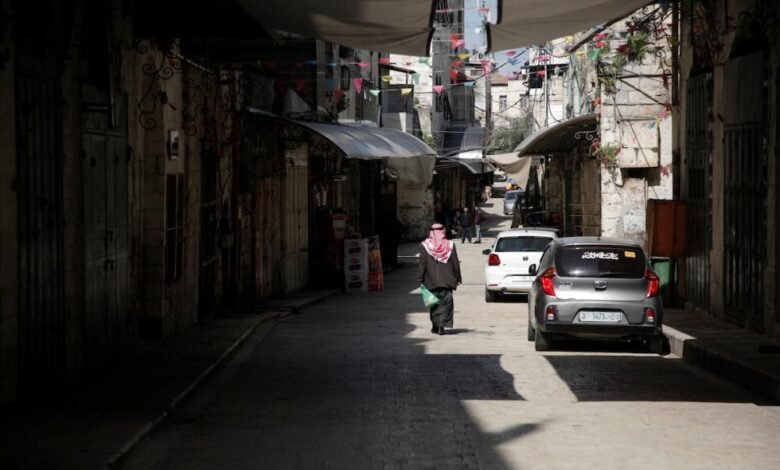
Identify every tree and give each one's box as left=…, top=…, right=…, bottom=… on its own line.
left=485, top=111, right=533, bottom=154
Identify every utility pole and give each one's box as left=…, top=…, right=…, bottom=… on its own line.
left=544, top=61, right=549, bottom=128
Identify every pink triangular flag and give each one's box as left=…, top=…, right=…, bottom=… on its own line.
left=353, top=78, right=363, bottom=93
left=455, top=40, right=465, bottom=49
left=506, top=50, right=517, bottom=57
left=379, top=57, right=391, bottom=65
left=358, top=62, right=369, bottom=69
left=433, top=85, right=444, bottom=95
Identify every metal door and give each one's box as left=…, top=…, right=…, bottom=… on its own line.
left=723, top=52, right=767, bottom=332
left=199, top=148, right=219, bottom=321
left=379, top=179, right=397, bottom=267
left=684, top=74, right=712, bottom=308
left=16, top=69, right=66, bottom=396
left=82, top=90, right=131, bottom=359
left=283, top=164, right=309, bottom=293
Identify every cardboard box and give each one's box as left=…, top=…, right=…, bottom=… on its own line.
left=344, top=239, right=368, bottom=257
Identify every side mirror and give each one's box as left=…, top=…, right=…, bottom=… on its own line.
left=482, top=249, right=492, bottom=255
left=528, top=264, right=537, bottom=275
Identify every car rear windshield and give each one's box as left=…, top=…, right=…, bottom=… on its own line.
left=555, top=245, right=646, bottom=278
left=495, top=236, right=553, bottom=253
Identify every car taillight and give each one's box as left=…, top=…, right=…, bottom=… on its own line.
left=645, top=307, right=656, bottom=323
left=645, top=269, right=659, bottom=298
left=541, top=267, right=556, bottom=296
left=545, top=305, right=557, bottom=321
left=488, top=253, right=501, bottom=266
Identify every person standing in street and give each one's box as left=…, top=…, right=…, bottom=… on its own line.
left=418, top=223, right=462, bottom=335
left=473, top=208, right=482, bottom=243
left=459, top=206, right=473, bottom=243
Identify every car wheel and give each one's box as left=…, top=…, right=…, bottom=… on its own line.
left=534, top=330, right=551, bottom=351
left=527, top=318, right=535, bottom=341
left=646, top=334, right=666, bottom=355
left=485, top=288, right=499, bottom=303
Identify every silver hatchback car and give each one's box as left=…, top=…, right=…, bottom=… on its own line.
left=527, top=237, right=664, bottom=353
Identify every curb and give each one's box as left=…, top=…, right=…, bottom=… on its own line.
left=662, top=325, right=780, bottom=403
left=104, top=290, right=340, bottom=468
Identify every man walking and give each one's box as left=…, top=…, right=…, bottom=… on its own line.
left=459, top=206, right=473, bottom=243
left=474, top=208, right=482, bottom=243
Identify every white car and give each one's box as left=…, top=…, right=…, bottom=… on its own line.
left=483, top=227, right=560, bottom=302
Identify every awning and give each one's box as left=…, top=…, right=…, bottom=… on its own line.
left=487, top=154, right=533, bottom=190
left=514, top=113, right=599, bottom=157
left=435, top=157, right=496, bottom=175
left=488, top=0, right=653, bottom=53
left=235, top=0, right=435, bottom=56
left=292, top=121, right=436, bottom=185
left=442, top=126, right=484, bottom=158
left=233, top=0, right=653, bottom=56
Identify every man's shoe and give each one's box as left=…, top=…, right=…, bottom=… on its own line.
left=431, top=326, right=437, bottom=334
left=437, top=327, right=445, bottom=335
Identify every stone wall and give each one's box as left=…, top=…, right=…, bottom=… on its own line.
left=599, top=18, right=674, bottom=248
left=398, top=182, right=433, bottom=240
left=0, top=35, right=17, bottom=404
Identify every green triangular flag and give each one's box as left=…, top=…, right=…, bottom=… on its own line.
left=412, top=72, right=420, bottom=84
left=369, top=89, right=380, bottom=97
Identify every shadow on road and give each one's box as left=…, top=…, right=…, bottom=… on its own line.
left=543, top=353, right=761, bottom=403
left=119, top=265, right=535, bottom=470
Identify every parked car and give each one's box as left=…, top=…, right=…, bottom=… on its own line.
left=503, top=190, right=523, bottom=215
left=527, top=237, right=664, bottom=353
left=483, top=227, right=560, bottom=302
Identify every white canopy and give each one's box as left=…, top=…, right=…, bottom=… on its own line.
left=235, top=0, right=435, bottom=56
left=235, top=0, right=654, bottom=55
left=294, top=122, right=437, bottom=185
left=489, top=0, right=653, bottom=53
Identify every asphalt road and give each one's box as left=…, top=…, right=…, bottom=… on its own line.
left=120, top=200, right=780, bottom=470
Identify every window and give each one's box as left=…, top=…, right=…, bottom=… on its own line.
left=495, top=236, right=553, bottom=253
left=555, top=245, right=646, bottom=278
left=499, top=95, right=507, bottom=112
left=340, top=66, right=351, bottom=90
left=165, top=174, right=185, bottom=282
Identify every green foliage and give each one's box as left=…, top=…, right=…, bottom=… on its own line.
left=485, top=112, right=533, bottom=154
left=591, top=141, right=621, bottom=175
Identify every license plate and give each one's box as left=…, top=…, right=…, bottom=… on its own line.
left=579, top=311, right=622, bottom=322
left=511, top=276, right=532, bottom=282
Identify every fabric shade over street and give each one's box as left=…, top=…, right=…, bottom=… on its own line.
left=441, top=127, right=484, bottom=158
left=292, top=121, right=436, bottom=185
left=234, top=0, right=653, bottom=56
left=514, top=113, right=600, bottom=157
left=487, top=153, right=532, bottom=175
left=435, top=157, right=496, bottom=174
left=234, top=0, right=435, bottom=56
left=489, top=0, right=653, bottom=52
left=487, top=154, right=533, bottom=191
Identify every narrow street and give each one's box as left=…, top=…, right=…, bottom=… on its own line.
left=120, top=203, right=780, bottom=470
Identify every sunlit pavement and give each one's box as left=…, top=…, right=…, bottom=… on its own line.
left=121, top=199, right=780, bottom=470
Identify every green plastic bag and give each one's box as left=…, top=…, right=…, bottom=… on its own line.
left=420, top=284, right=440, bottom=308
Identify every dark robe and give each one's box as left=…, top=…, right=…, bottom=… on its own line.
left=418, top=245, right=462, bottom=328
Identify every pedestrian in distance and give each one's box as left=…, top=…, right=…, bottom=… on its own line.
left=473, top=207, right=482, bottom=243
left=459, top=206, right=473, bottom=243
left=451, top=209, right=460, bottom=238
left=418, top=223, right=462, bottom=335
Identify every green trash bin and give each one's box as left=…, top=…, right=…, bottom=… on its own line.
left=650, top=257, right=672, bottom=304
